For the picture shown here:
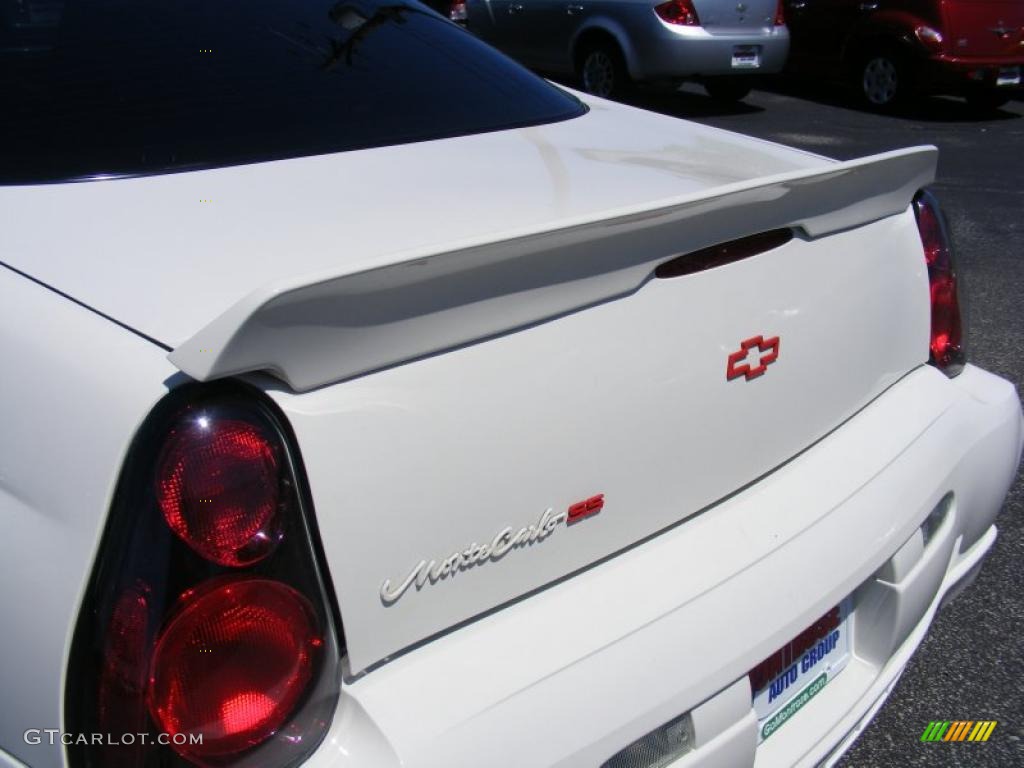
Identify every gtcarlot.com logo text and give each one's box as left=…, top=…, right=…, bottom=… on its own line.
left=24, top=730, right=202, bottom=747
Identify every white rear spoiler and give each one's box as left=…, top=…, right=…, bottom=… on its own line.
left=168, top=146, right=937, bottom=392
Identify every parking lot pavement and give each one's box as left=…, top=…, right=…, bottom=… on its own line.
left=626, top=81, right=1024, bottom=767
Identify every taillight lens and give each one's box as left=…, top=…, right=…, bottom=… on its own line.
left=654, top=0, right=700, bottom=26
left=148, top=579, right=321, bottom=761
left=97, top=583, right=151, bottom=767
left=67, top=386, right=342, bottom=768
left=913, top=190, right=966, bottom=376
left=156, top=417, right=283, bottom=567
left=773, top=0, right=785, bottom=26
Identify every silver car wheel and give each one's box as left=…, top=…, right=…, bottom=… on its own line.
left=582, top=51, right=616, bottom=98
left=862, top=57, right=899, bottom=106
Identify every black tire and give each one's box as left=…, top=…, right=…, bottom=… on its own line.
left=966, top=91, right=1010, bottom=113
left=703, top=78, right=753, bottom=103
left=857, top=48, right=914, bottom=110
left=578, top=42, right=630, bottom=99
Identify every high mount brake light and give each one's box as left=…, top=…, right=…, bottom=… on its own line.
left=654, top=0, right=700, bottom=26
left=913, top=190, right=966, bottom=377
left=655, top=229, right=794, bottom=279
left=66, top=386, right=342, bottom=768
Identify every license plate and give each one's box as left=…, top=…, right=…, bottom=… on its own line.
left=997, top=66, right=1020, bottom=87
left=732, top=46, right=760, bottom=69
left=750, top=600, right=853, bottom=742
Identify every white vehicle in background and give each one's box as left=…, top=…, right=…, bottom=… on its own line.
left=0, top=1, right=1020, bottom=768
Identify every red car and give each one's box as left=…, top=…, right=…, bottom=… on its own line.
left=785, top=0, right=1024, bottom=110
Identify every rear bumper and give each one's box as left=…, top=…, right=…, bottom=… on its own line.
left=627, top=23, right=789, bottom=81
left=307, top=363, right=1021, bottom=768
left=918, top=54, right=1024, bottom=94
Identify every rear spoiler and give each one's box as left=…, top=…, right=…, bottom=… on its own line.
left=169, top=146, right=937, bottom=392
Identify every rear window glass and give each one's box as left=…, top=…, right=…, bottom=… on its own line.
left=0, top=0, right=586, bottom=184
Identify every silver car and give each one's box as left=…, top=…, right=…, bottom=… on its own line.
left=465, top=0, right=789, bottom=101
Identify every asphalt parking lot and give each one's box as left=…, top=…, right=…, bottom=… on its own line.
left=619, top=81, right=1024, bottom=767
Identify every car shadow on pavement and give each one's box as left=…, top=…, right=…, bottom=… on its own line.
left=625, top=88, right=766, bottom=119
left=759, top=76, right=1022, bottom=124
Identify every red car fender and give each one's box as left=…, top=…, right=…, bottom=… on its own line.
left=841, top=10, right=937, bottom=65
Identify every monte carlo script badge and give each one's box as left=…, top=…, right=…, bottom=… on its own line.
left=380, top=494, right=605, bottom=605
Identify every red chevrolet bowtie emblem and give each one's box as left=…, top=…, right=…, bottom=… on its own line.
left=726, top=335, right=780, bottom=381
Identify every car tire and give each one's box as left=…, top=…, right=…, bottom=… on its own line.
left=579, top=43, right=630, bottom=99
left=965, top=91, right=1010, bottom=113
left=703, top=78, right=753, bottom=103
left=858, top=48, right=913, bottom=110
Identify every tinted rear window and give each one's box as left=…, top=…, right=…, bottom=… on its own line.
left=0, top=0, right=585, bottom=184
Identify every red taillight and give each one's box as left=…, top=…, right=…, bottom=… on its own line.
left=913, top=190, right=966, bottom=376
left=148, top=579, right=320, bottom=761
left=156, top=417, right=282, bottom=567
left=98, top=584, right=151, bottom=768
left=654, top=0, right=700, bottom=26
left=450, top=0, right=467, bottom=22
left=67, top=389, right=341, bottom=768
left=773, top=0, right=785, bottom=26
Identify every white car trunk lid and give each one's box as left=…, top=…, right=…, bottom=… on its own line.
left=0, top=98, right=935, bottom=673
left=266, top=175, right=932, bottom=673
